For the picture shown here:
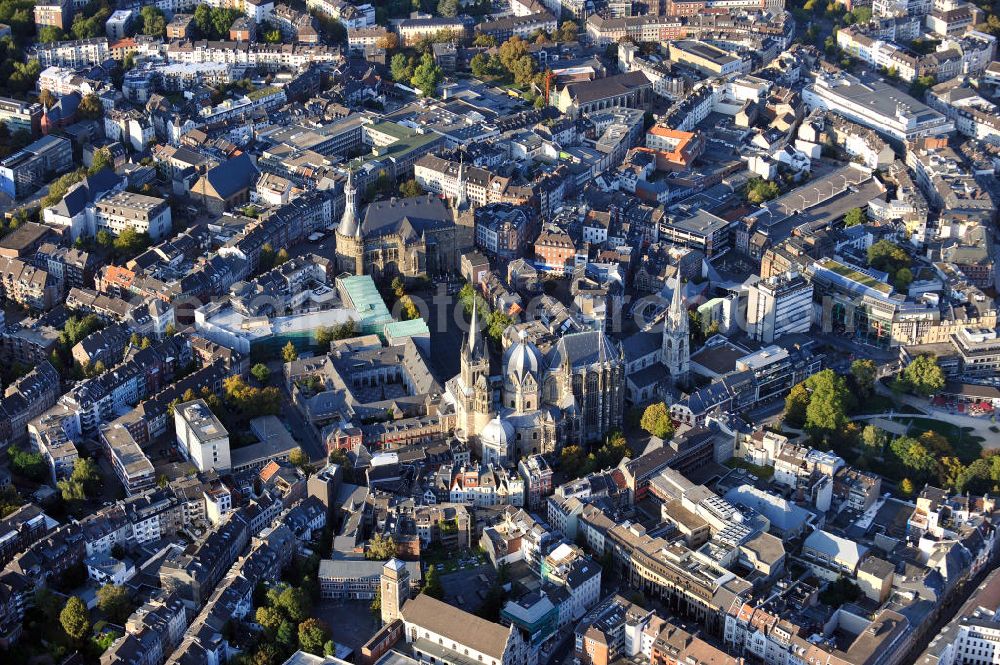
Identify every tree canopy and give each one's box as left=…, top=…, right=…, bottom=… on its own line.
left=843, top=207, right=865, bottom=227
left=898, top=355, right=945, bottom=396
left=640, top=402, right=674, bottom=440
left=60, top=596, right=90, bottom=643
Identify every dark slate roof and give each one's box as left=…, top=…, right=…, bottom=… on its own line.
left=52, top=167, right=124, bottom=218
left=565, top=71, right=650, bottom=105
left=545, top=330, right=619, bottom=370
left=622, top=329, right=660, bottom=362
left=46, top=92, right=81, bottom=123
left=204, top=154, right=259, bottom=199
left=361, top=194, right=453, bottom=239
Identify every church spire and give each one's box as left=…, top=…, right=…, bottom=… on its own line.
left=669, top=274, right=684, bottom=324
left=662, top=267, right=690, bottom=386
left=340, top=169, right=357, bottom=236
left=468, top=294, right=480, bottom=355
left=456, top=153, right=467, bottom=209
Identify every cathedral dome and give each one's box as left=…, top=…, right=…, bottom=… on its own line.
left=503, top=333, right=543, bottom=384
left=480, top=416, right=514, bottom=450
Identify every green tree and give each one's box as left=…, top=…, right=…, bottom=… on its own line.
left=940, top=456, right=965, bottom=491
left=140, top=6, right=167, bottom=37
left=901, top=355, right=945, bottom=396
left=784, top=383, right=810, bottom=428
left=39, top=88, right=56, bottom=108
left=298, top=618, right=330, bottom=655
left=366, top=533, right=397, bottom=560
left=470, top=52, right=491, bottom=78
left=843, top=207, right=865, bottom=227
left=960, top=459, right=992, bottom=495
left=259, top=242, right=276, bottom=271
left=10, top=60, right=42, bottom=94
left=282, top=341, right=299, bottom=363
left=803, top=370, right=851, bottom=441
left=861, top=424, right=886, bottom=452
left=38, top=26, right=63, bottom=43
left=89, top=147, right=113, bottom=175
left=438, top=0, right=459, bottom=16
left=472, top=33, right=497, bottom=47
left=71, top=457, right=100, bottom=490
left=900, top=477, right=914, bottom=496
left=275, top=248, right=290, bottom=266
left=890, top=436, right=937, bottom=478
left=251, top=363, right=271, bottom=384
left=255, top=605, right=283, bottom=634
left=9, top=447, right=47, bottom=481
left=486, top=309, right=512, bottom=344
left=852, top=6, right=872, bottom=22
left=112, top=227, right=151, bottom=257
left=390, top=53, right=414, bottom=83
left=275, top=585, right=311, bottom=623
left=596, top=431, right=630, bottom=469
left=398, top=179, right=424, bottom=198
left=96, top=585, right=131, bottom=624
left=276, top=620, right=296, bottom=649
left=499, top=36, right=529, bottom=71
left=60, top=596, right=90, bottom=643
left=640, top=402, right=675, bottom=439
left=399, top=295, right=420, bottom=321
left=910, top=74, right=936, bottom=97
left=850, top=359, right=877, bottom=398
left=557, top=21, right=578, bottom=42
left=894, top=267, right=913, bottom=292
left=411, top=52, right=443, bottom=97
left=422, top=565, right=444, bottom=599
left=289, top=448, right=310, bottom=470
left=262, top=27, right=282, bottom=43
left=745, top=178, right=780, bottom=204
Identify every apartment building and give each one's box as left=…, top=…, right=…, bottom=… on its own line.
left=174, top=400, right=232, bottom=473
left=95, top=191, right=173, bottom=241
left=0, top=134, right=73, bottom=199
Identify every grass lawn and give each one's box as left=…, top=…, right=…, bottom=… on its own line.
left=854, top=394, right=896, bottom=415
left=725, top=458, right=775, bottom=480
left=899, top=417, right=984, bottom=463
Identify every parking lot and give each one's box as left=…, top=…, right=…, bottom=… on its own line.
left=314, top=599, right=382, bottom=652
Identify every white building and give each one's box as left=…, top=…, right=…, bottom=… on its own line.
left=174, top=399, right=232, bottom=473
left=401, top=593, right=531, bottom=665
left=94, top=191, right=173, bottom=241
left=745, top=272, right=813, bottom=343
left=803, top=72, right=954, bottom=142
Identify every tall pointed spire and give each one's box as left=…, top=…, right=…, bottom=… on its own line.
left=670, top=274, right=684, bottom=318
left=456, top=153, right=467, bottom=209
left=340, top=169, right=357, bottom=236
left=468, top=294, right=480, bottom=355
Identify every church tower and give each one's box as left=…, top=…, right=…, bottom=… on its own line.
left=335, top=170, right=363, bottom=275
left=662, top=277, right=690, bottom=387
left=379, top=558, right=409, bottom=624
left=459, top=298, right=492, bottom=439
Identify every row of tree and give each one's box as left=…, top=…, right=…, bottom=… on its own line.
left=560, top=431, right=631, bottom=478
left=247, top=583, right=333, bottom=663
left=390, top=51, right=444, bottom=97
left=783, top=362, right=880, bottom=442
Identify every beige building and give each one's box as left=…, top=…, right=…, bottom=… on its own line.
left=856, top=556, right=894, bottom=604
